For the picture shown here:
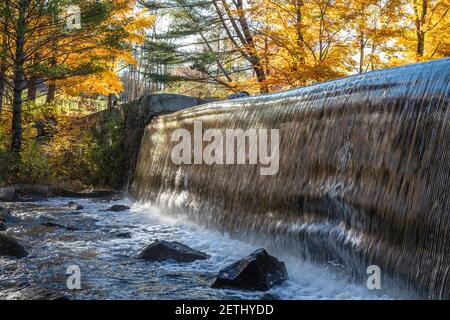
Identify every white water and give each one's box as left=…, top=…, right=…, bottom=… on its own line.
left=35, top=197, right=392, bottom=300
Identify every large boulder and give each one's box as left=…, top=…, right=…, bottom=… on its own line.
left=107, top=205, right=130, bottom=212
left=1, top=185, right=124, bottom=201
left=0, top=185, right=77, bottom=202
left=42, top=221, right=79, bottom=231
left=51, top=188, right=123, bottom=200
left=67, top=201, right=83, bottom=210
left=0, top=233, right=28, bottom=258
left=211, top=249, right=288, bottom=291
left=0, top=187, right=19, bottom=202
left=138, top=240, right=210, bottom=262
left=8, top=185, right=51, bottom=201
left=79, top=189, right=123, bottom=199
left=0, top=206, right=19, bottom=223
left=112, top=231, right=132, bottom=239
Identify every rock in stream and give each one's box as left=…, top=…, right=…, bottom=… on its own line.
left=138, top=240, right=210, bottom=262
left=67, top=201, right=83, bottom=210
left=211, top=249, right=288, bottom=291
left=0, top=233, right=28, bottom=258
left=107, top=205, right=131, bottom=212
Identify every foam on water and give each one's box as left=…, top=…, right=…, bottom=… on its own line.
left=38, top=197, right=392, bottom=300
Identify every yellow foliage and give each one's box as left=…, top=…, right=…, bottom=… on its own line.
left=226, top=0, right=448, bottom=92
left=54, top=1, right=155, bottom=97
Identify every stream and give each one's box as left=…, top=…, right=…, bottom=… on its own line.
left=0, top=197, right=393, bottom=300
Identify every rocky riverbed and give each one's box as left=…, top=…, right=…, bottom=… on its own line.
left=0, top=197, right=392, bottom=300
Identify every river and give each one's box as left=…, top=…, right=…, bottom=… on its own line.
left=1, top=197, right=394, bottom=300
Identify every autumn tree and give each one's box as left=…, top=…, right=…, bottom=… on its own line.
left=0, top=0, right=153, bottom=154
left=405, top=0, right=449, bottom=61
left=0, top=0, right=9, bottom=113
left=141, top=0, right=247, bottom=93
left=52, top=1, right=154, bottom=103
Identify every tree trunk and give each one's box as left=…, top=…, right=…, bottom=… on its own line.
left=11, top=0, right=28, bottom=154
left=27, top=76, right=37, bottom=102
left=0, top=64, right=5, bottom=114
left=27, top=53, right=39, bottom=102
left=216, top=0, right=268, bottom=93
left=0, top=1, right=9, bottom=114
left=0, top=42, right=6, bottom=113
left=234, top=0, right=268, bottom=93
left=359, top=33, right=365, bottom=74
left=253, top=62, right=268, bottom=93
left=294, top=0, right=306, bottom=65
left=46, top=55, right=57, bottom=103
left=414, top=0, right=428, bottom=58
left=416, top=31, right=425, bottom=57
left=46, top=82, right=56, bottom=103
left=107, top=93, right=114, bottom=109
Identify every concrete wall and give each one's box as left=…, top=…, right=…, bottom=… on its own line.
left=85, top=93, right=214, bottom=189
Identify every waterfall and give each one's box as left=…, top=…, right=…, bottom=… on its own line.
left=131, top=58, right=450, bottom=299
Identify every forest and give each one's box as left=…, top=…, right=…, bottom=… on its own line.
left=0, top=0, right=448, bottom=188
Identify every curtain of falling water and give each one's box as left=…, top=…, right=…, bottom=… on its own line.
left=131, top=58, right=450, bottom=299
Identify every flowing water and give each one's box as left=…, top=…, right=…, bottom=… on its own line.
left=0, top=198, right=392, bottom=299
left=132, top=59, right=450, bottom=299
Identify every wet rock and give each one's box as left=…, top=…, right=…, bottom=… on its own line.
left=42, top=221, right=79, bottom=231
left=228, top=91, right=250, bottom=99
left=66, top=211, right=83, bottom=215
left=81, top=189, right=123, bottom=200
left=260, top=293, right=281, bottom=300
left=112, top=231, right=132, bottom=239
left=0, top=187, right=19, bottom=202
left=1, top=185, right=113, bottom=202
left=42, top=221, right=63, bottom=228
left=0, top=207, right=19, bottom=223
left=1, top=185, right=56, bottom=202
left=0, top=222, right=6, bottom=231
left=52, top=188, right=123, bottom=200
left=138, top=240, right=210, bottom=262
left=48, top=188, right=88, bottom=198
left=67, top=201, right=83, bottom=210
left=0, top=233, right=28, bottom=258
left=1, top=185, right=65, bottom=202
left=0, top=207, right=10, bottom=221
left=211, top=249, right=288, bottom=291
left=9, top=185, right=50, bottom=201
left=107, top=205, right=130, bottom=212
